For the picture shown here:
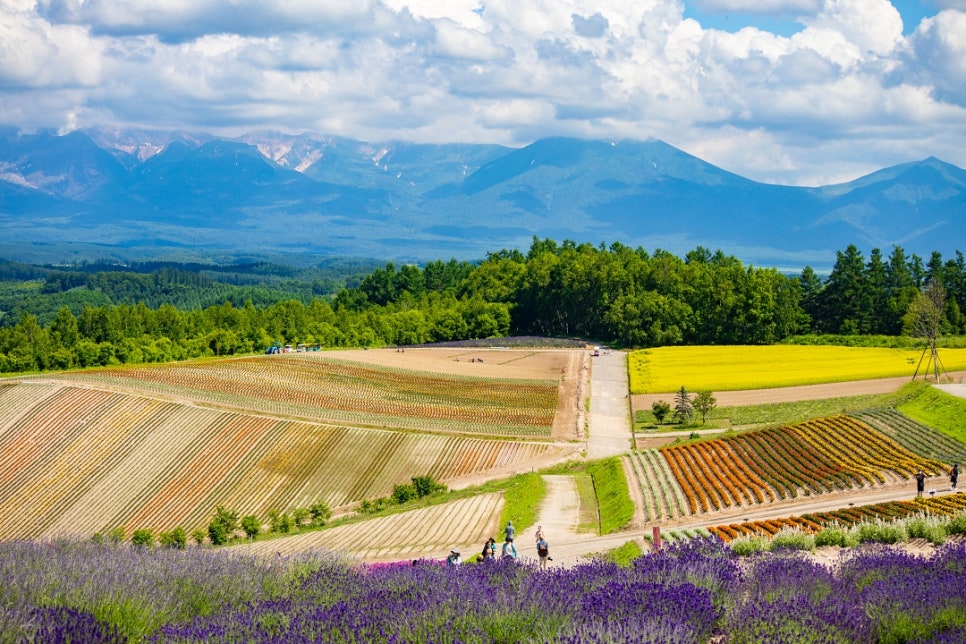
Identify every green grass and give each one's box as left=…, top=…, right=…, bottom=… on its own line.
left=898, top=382, right=966, bottom=446
left=572, top=473, right=599, bottom=533
left=500, top=472, right=546, bottom=533
left=635, top=388, right=921, bottom=433
left=587, top=457, right=634, bottom=535
left=599, top=540, right=643, bottom=566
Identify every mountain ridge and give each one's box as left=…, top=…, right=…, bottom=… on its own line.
left=0, top=127, right=962, bottom=269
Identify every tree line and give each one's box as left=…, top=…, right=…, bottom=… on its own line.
left=0, top=239, right=963, bottom=374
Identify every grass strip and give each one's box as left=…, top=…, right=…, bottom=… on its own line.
left=587, top=457, right=634, bottom=535
left=898, top=382, right=966, bottom=446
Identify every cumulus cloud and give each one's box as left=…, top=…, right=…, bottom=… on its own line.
left=905, top=9, right=966, bottom=104
left=0, top=0, right=961, bottom=184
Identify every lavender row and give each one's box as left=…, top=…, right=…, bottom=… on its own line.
left=0, top=537, right=963, bottom=642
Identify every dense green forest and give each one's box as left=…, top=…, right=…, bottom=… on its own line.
left=0, top=239, right=963, bottom=374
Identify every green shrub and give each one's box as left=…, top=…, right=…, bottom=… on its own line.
left=945, top=511, right=966, bottom=536
left=391, top=483, right=417, bottom=504
left=768, top=529, right=814, bottom=552
left=241, top=515, right=262, bottom=539
left=130, top=528, right=154, bottom=548
left=906, top=515, right=946, bottom=545
left=292, top=508, right=311, bottom=528
left=207, top=523, right=228, bottom=546
left=814, top=526, right=853, bottom=548
left=268, top=510, right=293, bottom=534
left=310, top=501, right=332, bottom=526
left=730, top=536, right=768, bottom=556
left=857, top=522, right=905, bottom=545
left=158, top=527, right=187, bottom=549
left=411, top=475, right=446, bottom=498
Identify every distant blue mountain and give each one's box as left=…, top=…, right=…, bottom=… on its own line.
left=0, top=128, right=962, bottom=269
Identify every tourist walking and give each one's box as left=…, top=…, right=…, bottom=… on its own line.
left=950, top=463, right=959, bottom=490
left=502, top=537, right=517, bottom=560
left=504, top=521, right=515, bottom=541
left=480, top=537, right=496, bottom=561
left=534, top=525, right=544, bottom=542
left=536, top=536, right=550, bottom=569
left=915, top=470, right=926, bottom=497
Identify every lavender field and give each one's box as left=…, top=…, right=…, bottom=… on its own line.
left=1, top=538, right=964, bottom=643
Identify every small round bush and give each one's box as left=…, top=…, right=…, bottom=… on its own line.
left=768, top=529, right=814, bottom=552
left=815, top=526, right=851, bottom=548
left=730, top=535, right=768, bottom=556
left=131, top=528, right=154, bottom=548
left=945, top=511, right=966, bottom=536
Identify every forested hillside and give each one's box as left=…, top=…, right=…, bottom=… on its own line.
left=0, top=239, right=963, bottom=374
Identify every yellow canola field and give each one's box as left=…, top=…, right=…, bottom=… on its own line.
left=628, top=345, right=966, bottom=394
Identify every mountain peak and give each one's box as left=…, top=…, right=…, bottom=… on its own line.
left=0, top=129, right=962, bottom=269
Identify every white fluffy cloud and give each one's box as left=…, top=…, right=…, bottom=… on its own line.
left=0, top=0, right=963, bottom=185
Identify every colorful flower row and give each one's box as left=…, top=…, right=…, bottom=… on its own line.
left=709, top=492, right=966, bottom=542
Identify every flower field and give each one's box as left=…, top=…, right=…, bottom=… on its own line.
left=628, top=344, right=966, bottom=393
left=628, top=414, right=945, bottom=519
left=625, top=449, right=690, bottom=522
left=61, top=354, right=561, bottom=437
left=3, top=537, right=965, bottom=642
left=708, top=492, right=966, bottom=542
left=853, top=409, right=966, bottom=464
left=0, top=382, right=571, bottom=541
left=239, top=492, right=504, bottom=560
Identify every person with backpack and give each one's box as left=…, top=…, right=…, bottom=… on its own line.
left=536, top=536, right=550, bottom=569
left=951, top=463, right=959, bottom=490
left=446, top=547, right=461, bottom=567
left=502, top=537, right=517, bottom=560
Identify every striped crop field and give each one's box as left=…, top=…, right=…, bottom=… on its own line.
left=57, top=354, right=561, bottom=438
left=630, top=414, right=945, bottom=519
left=628, top=345, right=966, bottom=393
left=852, top=409, right=966, bottom=465
left=625, top=449, right=689, bottom=522
left=0, top=382, right=571, bottom=541
left=237, top=493, right=504, bottom=561
left=708, top=492, right=966, bottom=542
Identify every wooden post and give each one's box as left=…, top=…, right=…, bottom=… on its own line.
left=652, top=526, right=661, bottom=551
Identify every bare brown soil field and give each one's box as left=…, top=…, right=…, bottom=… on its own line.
left=324, top=348, right=588, bottom=441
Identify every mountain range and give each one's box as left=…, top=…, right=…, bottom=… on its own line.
left=1, top=126, right=963, bottom=271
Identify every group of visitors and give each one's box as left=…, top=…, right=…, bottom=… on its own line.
left=469, top=520, right=552, bottom=568
left=914, top=463, right=959, bottom=497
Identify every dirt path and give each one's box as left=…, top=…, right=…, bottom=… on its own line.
left=586, top=351, right=633, bottom=459
left=631, top=371, right=966, bottom=413
left=517, top=475, right=582, bottom=565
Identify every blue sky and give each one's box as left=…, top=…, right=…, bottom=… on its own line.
left=1, top=0, right=965, bottom=186
left=685, top=0, right=938, bottom=35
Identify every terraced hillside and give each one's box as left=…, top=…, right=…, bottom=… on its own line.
left=58, top=354, right=563, bottom=437
left=626, top=413, right=948, bottom=522
left=0, top=349, right=579, bottom=541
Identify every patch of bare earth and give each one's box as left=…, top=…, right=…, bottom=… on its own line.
left=326, top=347, right=587, bottom=442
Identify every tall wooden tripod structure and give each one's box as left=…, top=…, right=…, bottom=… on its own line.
left=912, top=338, right=948, bottom=383
left=911, top=280, right=949, bottom=383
